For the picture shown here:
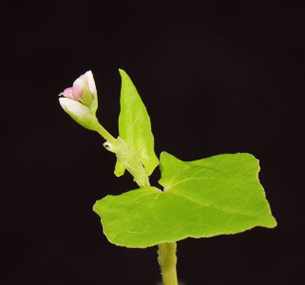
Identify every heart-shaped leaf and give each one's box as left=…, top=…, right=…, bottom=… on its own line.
left=94, top=152, right=276, bottom=248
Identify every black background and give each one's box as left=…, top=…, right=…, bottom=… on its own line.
left=2, top=1, right=304, bottom=284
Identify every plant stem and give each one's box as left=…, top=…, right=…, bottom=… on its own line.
left=95, top=124, right=150, bottom=188
left=95, top=124, right=117, bottom=146
left=158, top=242, right=178, bottom=285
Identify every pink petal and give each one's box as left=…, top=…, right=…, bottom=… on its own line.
left=72, top=77, right=84, bottom=100
left=62, top=87, right=74, bottom=98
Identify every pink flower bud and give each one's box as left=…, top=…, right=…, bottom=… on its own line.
left=60, top=71, right=98, bottom=113
left=59, top=71, right=99, bottom=130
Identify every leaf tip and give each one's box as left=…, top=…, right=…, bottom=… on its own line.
left=266, top=215, right=278, bottom=228
left=118, top=68, right=127, bottom=77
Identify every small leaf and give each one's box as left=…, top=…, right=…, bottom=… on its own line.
left=94, top=152, right=276, bottom=248
left=114, top=69, right=159, bottom=177
left=114, top=160, right=126, bottom=177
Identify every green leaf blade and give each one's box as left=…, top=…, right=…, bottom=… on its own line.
left=93, top=187, right=163, bottom=248
left=114, top=69, right=159, bottom=177
left=160, top=152, right=276, bottom=225
left=94, top=152, right=276, bottom=248
left=159, top=152, right=276, bottom=230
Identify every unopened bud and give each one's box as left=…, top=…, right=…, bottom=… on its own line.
left=59, top=71, right=99, bottom=130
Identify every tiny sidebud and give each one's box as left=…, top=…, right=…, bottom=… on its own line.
left=103, top=141, right=116, bottom=152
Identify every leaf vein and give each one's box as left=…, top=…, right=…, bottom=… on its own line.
left=169, top=191, right=257, bottom=218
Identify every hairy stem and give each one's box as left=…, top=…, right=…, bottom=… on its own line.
left=158, top=242, right=178, bottom=285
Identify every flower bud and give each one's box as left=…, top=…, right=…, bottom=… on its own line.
left=59, top=71, right=99, bottom=130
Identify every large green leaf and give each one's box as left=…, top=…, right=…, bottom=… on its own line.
left=94, top=152, right=276, bottom=248
left=114, top=69, right=159, bottom=177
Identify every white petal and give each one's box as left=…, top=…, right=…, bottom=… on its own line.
left=59, top=97, right=89, bottom=117
left=84, top=70, right=97, bottom=97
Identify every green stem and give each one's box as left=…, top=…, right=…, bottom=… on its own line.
left=95, top=124, right=117, bottom=146
left=95, top=124, right=150, bottom=188
left=158, top=242, right=178, bottom=285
